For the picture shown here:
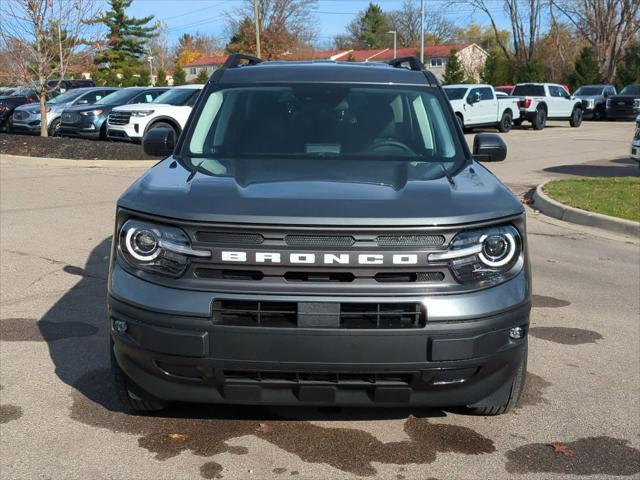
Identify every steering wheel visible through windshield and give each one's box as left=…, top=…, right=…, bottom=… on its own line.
left=183, top=83, right=466, bottom=181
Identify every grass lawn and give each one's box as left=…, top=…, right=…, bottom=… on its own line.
left=543, top=177, right=640, bottom=222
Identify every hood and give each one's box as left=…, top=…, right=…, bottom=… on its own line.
left=0, top=96, right=31, bottom=106
left=17, top=103, right=45, bottom=114
left=113, top=103, right=185, bottom=112
left=609, top=94, right=640, bottom=100
left=118, top=157, right=523, bottom=226
left=575, top=94, right=602, bottom=101
left=63, top=103, right=113, bottom=114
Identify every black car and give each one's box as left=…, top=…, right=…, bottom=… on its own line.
left=59, top=87, right=169, bottom=140
left=0, top=87, right=38, bottom=131
left=109, top=55, right=530, bottom=415
left=606, top=84, right=640, bottom=120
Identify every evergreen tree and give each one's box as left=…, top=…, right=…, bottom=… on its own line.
left=481, top=49, right=513, bottom=85
left=155, top=68, right=168, bottom=87
left=569, top=47, right=603, bottom=89
left=172, top=67, right=186, bottom=86
left=615, top=44, right=640, bottom=90
left=442, top=49, right=465, bottom=84
left=137, top=69, right=150, bottom=86
left=195, top=69, right=210, bottom=84
left=93, top=0, right=157, bottom=80
left=356, top=3, right=391, bottom=49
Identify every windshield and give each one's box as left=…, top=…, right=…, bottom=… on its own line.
left=621, top=85, right=640, bottom=95
left=153, top=88, right=198, bottom=105
left=513, top=84, right=545, bottom=96
left=575, top=86, right=603, bottom=96
left=183, top=83, right=465, bottom=179
left=48, top=88, right=88, bottom=105
left=443, top=87, right=468, bottom=100
left=11, top=87, right=34, bottom=97
left=96, top=89, right=139, bottom=105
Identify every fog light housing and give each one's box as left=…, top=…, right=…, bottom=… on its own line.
left=509, top=326, right=525, bottom=339
left=113, top=320, right=128, bottom=333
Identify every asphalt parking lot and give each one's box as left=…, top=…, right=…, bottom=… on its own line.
left=1, top=121, right=639, bottom=480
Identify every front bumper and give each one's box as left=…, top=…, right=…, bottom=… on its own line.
left=59, top=118, right=102, bottom=139
left=10, top=121, right=41, bottom=134
left=110, top=266, right=530, bottom=407
left=107, top=122, right=142, bottom=142
left=606, top=108, right=640, bottom=120
left=631, top=140, right=640, bottom=161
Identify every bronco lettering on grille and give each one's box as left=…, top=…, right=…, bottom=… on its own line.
left=220, top=251, right=424, bottom=265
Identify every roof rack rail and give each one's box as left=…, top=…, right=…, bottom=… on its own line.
left=222, top=53, right=264, bottom=69
left=388, top=56, right=424, bottom=72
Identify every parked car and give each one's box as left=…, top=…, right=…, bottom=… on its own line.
left=0, top=87, right=17, bottom=96
left=632, top=115, right=640, bottom=162
left=495, top=85, right=514, bottom=96
left=107, top=85, right=203, bottom=143
left=109, top=54, right=530, bottom=415
left=46, top=79, right=96, bottom=97
left=10, top=87, right=118, bottom=136
left=512, top=83, right=583, bottom=130
left=444, top=84, right=521, bottom=132
left=59, top=87, right=169, bottom=140
left=0, top=87, right=38, bottom=132
left=574, top=84, right=617, bottom=120
left=606, top=84, right=640, bottom=120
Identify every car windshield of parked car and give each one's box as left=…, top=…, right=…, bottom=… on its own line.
left=48, top=88, right=89, bottom=105
left=620, top=85, right=640, bottom=95
left=95, top=89, right=138, bottom=105
left=575, top=86, right=603, bottom=96
left=512, top=85, right=545, bottom=96
left=184, top=84, right=465, bottom=180
left=443, top=87, right=468, bottom=100
left=153, top=88, right=197, bottom=105
left=11, top=87, right=34, bottom=97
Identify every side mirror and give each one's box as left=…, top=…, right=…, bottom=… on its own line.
left=473, top=133, right=507, bottom=162
left=143, top=127, right=175, bottom=157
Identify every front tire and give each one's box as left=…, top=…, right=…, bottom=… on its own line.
left=111, top=341, right=168, bottom=413
left=48, top=118, right=61, bottom=137
left=570, top=107, right=583, bottom=128
left=467, top=341, right=528, bottom=415
left=532, top=108, right=546, bottom=130
left=498, top=110, right=513, bottom=133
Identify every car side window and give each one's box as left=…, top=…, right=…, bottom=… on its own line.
left=79, top=91, right=102, bottom=104
left=559, top=88, right=570, bottom=99
left=134, top=92, right=155, bottom=103
left=479, top=87, right=494, bottom=101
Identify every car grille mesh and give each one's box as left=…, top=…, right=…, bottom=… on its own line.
left=376, top=235, right=445, bottom=247
left=61, top=112, right=80, bottom=124
left=108, top=111, right=131, bottom=125
left=285, top=235, right=356, bottom=247
left=196, top=231, right=264, bottom=244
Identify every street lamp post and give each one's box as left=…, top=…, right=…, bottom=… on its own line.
left=147, top=56, right=154, bottom=86
left=387, top=30, right=397, bottom=58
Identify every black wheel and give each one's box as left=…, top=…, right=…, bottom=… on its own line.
left=532, top=108, right=546, bottom=130
left=570, top=107, right=583, bottom=128
left=467, top=341, right=528, bottom=415
left=99, top=122, right=108, bottom=140
left=111, top=341, right=168, bottom=412
left=48, top=118, right=61, bottom=137
left=5, top=113, right=14, bottom=133
left=498, top=110, right=513, bottom=133
left=593, top=105, right=605, bottom=121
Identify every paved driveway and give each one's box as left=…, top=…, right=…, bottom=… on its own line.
left=1, top=121, right=638, bottom=479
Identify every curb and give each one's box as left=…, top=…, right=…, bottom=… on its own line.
left=533, top=180, right=640, bottom=237
left=0, top=154, right=158, bottom=168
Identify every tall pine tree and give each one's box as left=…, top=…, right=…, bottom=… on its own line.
left=442, top=49, right=466, bottom=84
left=569, top=47, right=603, bottom=90
left=93, top=0, right=156, bottom=84
left=172, top=67, right=186, bottom=86
left=155, top=68, right=168, bottom=86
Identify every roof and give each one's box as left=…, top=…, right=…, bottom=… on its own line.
left=217, top=61, right=436, bottom=86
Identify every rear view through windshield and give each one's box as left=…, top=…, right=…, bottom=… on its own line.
left=512, top=85, right=545, bottom=97
left=443, top=87, right=468, bottom=100
left=186, top=84, right=464, bottom=172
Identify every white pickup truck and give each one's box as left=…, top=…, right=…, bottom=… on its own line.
left=512, top=83, right=583, bottom=130
left=443, top=84, right=520, bottom=133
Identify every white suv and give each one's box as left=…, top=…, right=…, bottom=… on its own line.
left=107, top=85, right=203, bottom=142
left=512, top=83, right=583, bottom=130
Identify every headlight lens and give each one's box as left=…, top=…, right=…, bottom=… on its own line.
left=606, top=99, right=611, bottom=108
left=80, top=109, right=103, bottom=116
left=587, top=99, right=595, bottom=108
left=130, top=110, right=154, bottom=117
left=429, top=225, right=522, bottom=285
left=118, top=219, right=210, bottom=277
left=634, top=99, right=640, bottom=109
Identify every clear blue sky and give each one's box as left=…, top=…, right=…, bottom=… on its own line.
left=127, top=0, right=511, bottom=48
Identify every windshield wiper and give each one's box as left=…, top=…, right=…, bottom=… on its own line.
left=438, top=163, right=456, bottom=187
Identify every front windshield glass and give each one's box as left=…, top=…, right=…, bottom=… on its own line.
left=443, top=87, right=468, bottom=100
left=11, top=87, right=34, bottom=97
left=575, top=86, right=604, bottom=96
left=96, top=89, right=138, bottom=105
left=48, top=88, right=88, bottom=105
left=153, top=88, right=198, bottom=105
left=621, top=85, right=640, bottom=95
left=184, top=84, right=465, bottom=180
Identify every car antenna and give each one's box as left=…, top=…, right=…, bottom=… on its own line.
left=439, top=163, right=456, bottom=187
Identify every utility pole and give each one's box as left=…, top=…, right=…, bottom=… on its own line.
left=253, top=0, right=261, bottom=58
left=420, top=0, right=425, bottom=63
left=387, top=30, right=397, bottom=58
left=57, top=21, right=63, bottom=76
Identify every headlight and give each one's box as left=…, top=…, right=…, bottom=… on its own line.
left=80, top=109, right=103, bottom=116
left=0, top=104, right=5, bottom=112
left=586, top=99, right=595, bottom=109
left=606, top=99, right=611, bottom=108
left=429, top=225, right=522, bottom=285
left=634, top=99, right=640, bottom=109
left=118, top=219, right=210, bottom=277
left=130, top=110, right=154, bottom=117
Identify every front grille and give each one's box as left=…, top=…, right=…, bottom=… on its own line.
left=376, top=235, right=445, bottom=247
left=61, top=112, right=80, bottom=124
left=196, top=231, right=264, bottom=244
left=12, top=111, right=28, bottom=121
left=212, top=300, right=426, bottom=329
left=285, top=235, right=355, bottom=247
left=374, top=271, right=445, bottom=283
left=223, top=370, right=413, bottom=385
left=108, top=111, right=131, bottom=125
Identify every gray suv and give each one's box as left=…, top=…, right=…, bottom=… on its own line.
left=574, top=84, right=617, bottom=120
left=109, top=55, right=531, bottom=415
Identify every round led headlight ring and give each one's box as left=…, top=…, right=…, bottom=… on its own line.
left=125, top=227, right=161, bottom=261
left=478, top=232, right=516, bottom=267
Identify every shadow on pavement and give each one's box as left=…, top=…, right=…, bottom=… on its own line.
left=543, top=157, right=639, bottom=178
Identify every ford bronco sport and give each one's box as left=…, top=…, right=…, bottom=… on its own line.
left=109, top=55, right=531, bottom=415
